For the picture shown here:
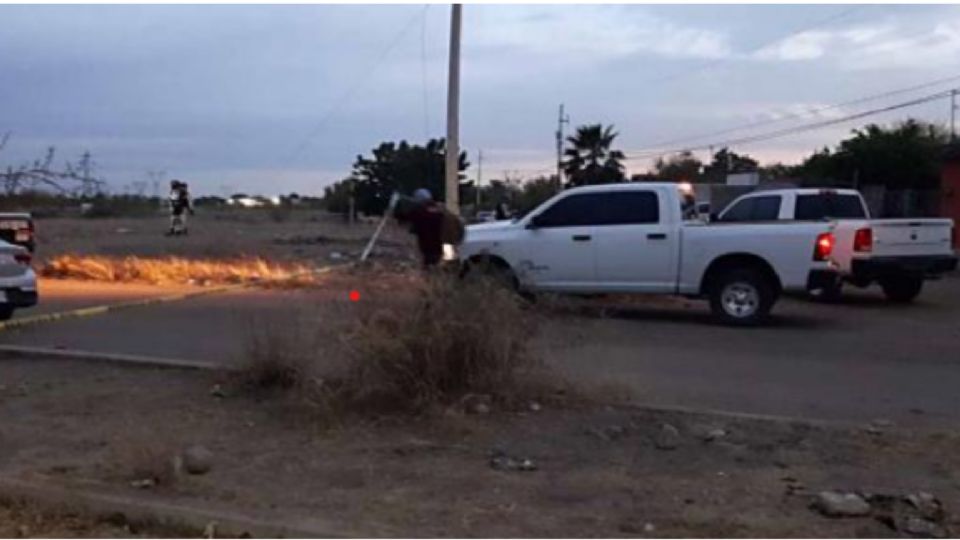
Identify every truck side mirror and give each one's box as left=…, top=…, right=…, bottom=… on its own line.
left=710, top=212, right=719, bottom=222
left=527, top=215, right=544, bottom=229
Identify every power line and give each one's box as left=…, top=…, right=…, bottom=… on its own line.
left=626, top=89, right=955, bottom=161
left=282, top=6, right=429, bottom=166
left=631, top=72, right=960, bottom=153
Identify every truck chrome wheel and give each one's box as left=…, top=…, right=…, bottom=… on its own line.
left=721, top=282, right=759, bottom=319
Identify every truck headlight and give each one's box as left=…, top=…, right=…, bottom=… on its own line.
left=442, top=244, right=458, bottom=262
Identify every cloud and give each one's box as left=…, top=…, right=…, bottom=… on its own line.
left=469, top=5, right=731, bottom=63
left=752, top=16, right=960, bottom=70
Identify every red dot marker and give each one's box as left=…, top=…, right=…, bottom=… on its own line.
left=348, top=290, right=360, bottom=302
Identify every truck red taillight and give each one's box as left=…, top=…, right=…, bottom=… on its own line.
left=853, top=227, right=873, bottom=253
left=813, top=232, right=834, bottom=261
left=14, top=251, right=31, bottom=265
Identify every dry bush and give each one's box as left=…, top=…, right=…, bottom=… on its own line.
left=41, top=254, right=317, bottom=287
left=237, top=272, right=549, bottom=416
left=107, top=427, right=182, bottom=487
left=336, top=273, right=540, bottom=412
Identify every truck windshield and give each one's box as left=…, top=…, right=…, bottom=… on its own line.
left=795, top=194, right=866, bottom=220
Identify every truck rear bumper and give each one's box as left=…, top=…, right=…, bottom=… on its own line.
left=850, top=255, right=958, bottom=281
left=807, top=269, right=841, bottom=291
left=2, top=288, right=38, bottom=308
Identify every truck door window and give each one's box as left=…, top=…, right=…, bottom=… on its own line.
left=534, top=194, right=599, bottom=227
left=751, top=196, right=781, bottom=220
left=795, top=194, right=867, bottom=220
left=720, top=195, right=780, bottom=222
left=594, top=191, right=659, bottom=225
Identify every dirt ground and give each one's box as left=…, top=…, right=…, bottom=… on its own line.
left=32, top=209, right=415, bottom=267
left=1, top=358, right=959, bottom=538
left=12, top=212, right=960, bottom=537
left=0, top=499, right=195, bottom=538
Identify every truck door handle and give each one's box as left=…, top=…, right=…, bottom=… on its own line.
left=647, top=233, right=667, bottom=240
left=572, top=235, right=591, bottom=242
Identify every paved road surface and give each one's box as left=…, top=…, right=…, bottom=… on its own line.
left=544, top=276, right=960, bottom=428
left=12, top=279, right=202, bottom=317
left=4, top=276, right=960, bottom=427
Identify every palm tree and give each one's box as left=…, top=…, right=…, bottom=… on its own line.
left=562, top=124, right=626, bottom=187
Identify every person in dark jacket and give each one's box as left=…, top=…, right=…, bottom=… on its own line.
left=407, top=188, right=445, bottom=267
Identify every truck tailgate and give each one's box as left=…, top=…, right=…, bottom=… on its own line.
left=869, top=219, right=953, bottom=257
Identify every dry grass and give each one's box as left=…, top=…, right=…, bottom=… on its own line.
left=236, top=272, right=554, bottom=417
left=107, top=426, right=182, bottom=487
left=40, top=254, right=318, bottom=287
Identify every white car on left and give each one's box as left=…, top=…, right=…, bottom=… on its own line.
left=0, top=239, right=38, bottom=321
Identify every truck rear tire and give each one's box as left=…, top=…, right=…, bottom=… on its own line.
left=880, top=276, right=923, bottom=303
left=0, top=306, right=14, bottom=321
left=709, top=268, right=776, bottom=326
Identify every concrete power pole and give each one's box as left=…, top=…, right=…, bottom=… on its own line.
left=475, top=149, right=483, bottom=210
left=555, top=104, right=569, bottom=191
left=444, top=4, right=462, bottom=215
left=951, top=89, right=958, bottom=142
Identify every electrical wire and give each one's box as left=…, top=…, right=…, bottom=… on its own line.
left=282, top=5, right=429, bottom=166
left=626, top=89, right=955, bottom=160
left=629, top=73, right=960, bottom=154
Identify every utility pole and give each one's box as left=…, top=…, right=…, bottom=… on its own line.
left=951, top=89, right=958, bottom=141
left=475, top=149, right=483, bottom=210
left=555, top=104, right=569, bottom=191
left=444, top=4, right=462, bottom=215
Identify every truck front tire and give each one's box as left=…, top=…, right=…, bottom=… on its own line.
left=880, top=276, right=923, bottom=303
left=709, top=268, right=776, bottom=326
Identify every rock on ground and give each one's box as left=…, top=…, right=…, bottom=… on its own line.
left=182, top=445, right=214, bottom=475
left=813, top=491, right=871, bottom=517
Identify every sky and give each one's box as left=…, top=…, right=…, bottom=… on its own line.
left=1, top=3, right=959, bottom=196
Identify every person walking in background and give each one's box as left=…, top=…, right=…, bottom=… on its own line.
left=166, top=180, right=194, bottom=236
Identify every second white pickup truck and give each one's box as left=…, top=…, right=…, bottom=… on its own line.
left=717, top=188, right=957, bottom=302
left=458, top=183, right=838, bottom=326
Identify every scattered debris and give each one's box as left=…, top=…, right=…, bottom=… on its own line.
left=704, top=428, right=727, bottom=442
left=329, top=251, right=345, bottom=260
left=905, top=492, right=944, bottom=521
left=461, top=394, right=493, bottom=415
left=812, top=491, right=871, bottom=517
left=643, top=522, right=656, bottom=533
left=209, top=384, right=226, bottom=398
left=182, top=445, right=214, bottom=475
left=129, top=478, right=156, bottom=489
left=528, top=401, right=541, bottom=412
left=654, top=423, right=680, bottom=450
left=901, top=517, right=947, bottom=538
left=588, top=425, right=627, bottom=442
left=489, top=449, right=537, bottom=472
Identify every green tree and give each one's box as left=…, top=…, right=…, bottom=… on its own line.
left=797, top=119, right=948, bottom=189
left=321, top=179, right=353, bottom=214
left=653, top=151, right=702, bottom=182
left=701, top=148, right=758, bottom=183
left=349, top=138, right=469, bottom=215
left=562, top=124, right=626, bottom=187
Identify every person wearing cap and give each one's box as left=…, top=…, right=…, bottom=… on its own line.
left=406, top=188, right=445, bottom=267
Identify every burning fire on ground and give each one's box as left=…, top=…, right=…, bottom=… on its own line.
left=41, top=254, right=321, bottom=287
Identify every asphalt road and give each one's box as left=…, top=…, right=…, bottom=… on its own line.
left=13, top=279, right=201, bottom=317
left=4, top=275, right=960, bottom=427
left=543, top=276, right=960, bottom=428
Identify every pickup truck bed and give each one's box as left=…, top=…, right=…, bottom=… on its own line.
left=716, top=188, right=957, bottom=302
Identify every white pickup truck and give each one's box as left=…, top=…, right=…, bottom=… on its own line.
left=458, top=183, right=839, bottom=326
left=716, top=188, right=957, bottom=302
